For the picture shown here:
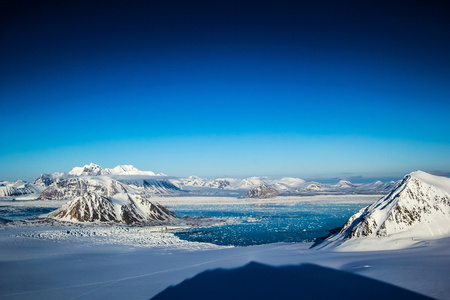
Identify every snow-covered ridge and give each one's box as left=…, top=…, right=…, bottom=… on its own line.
left=69, top=163, right=106, bottom=176
left=176, top=175, right=396, bottom=197
left=0, top=180, right=43, bottom=197
left=39, top=176, right=131, bottom=200
left=1, top=163, right=399, bottom=200
left=69, top=163, right=166, bottom=177
left=319, top=171, right=450, bottom=250
left=49, top=192, right=177, bottom=225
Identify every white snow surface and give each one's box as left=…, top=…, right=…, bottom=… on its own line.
left=69, top=163, right=107, bottom=176
left=105, top=165, right=167, bottom=176
left=1, top=195, right=450, bottom=299
left=69, top=163, right=166, bottom=177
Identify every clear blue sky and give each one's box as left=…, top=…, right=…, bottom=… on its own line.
left=1, top=0, right=449, bottom=181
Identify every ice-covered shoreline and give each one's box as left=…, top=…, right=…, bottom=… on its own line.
left=2, top=224, right=224, bottom=251
left=150, top=194, right=381, bottom=206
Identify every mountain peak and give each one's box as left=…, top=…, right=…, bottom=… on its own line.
left=409, top=170, right=450, bottom=194
left=68, top=164, right=164, bottom=177
left=320, top=171, right=450, bottom=249
left=336, top=179, right=354, bottom=187
left=106, top=165, right=157, bottom=176
left=240, top=184, right=279, bottom=199
left=68, top=163, right=105, bottom=176
left=49, top=192, right=176, bottom=224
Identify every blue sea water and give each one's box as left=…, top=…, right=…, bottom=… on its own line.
left=0, top=199, right=370, bottom=247
left=0, top=206, right=55, bottom=221
left=171, top=202, right=367, bottom=246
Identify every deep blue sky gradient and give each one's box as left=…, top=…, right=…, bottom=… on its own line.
left=1, top=0, right=449, bottom=181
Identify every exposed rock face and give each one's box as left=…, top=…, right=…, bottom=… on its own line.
left=33, top=174, right=55, bottom=187
left=41, top=174, right=178, bottom=224
left=240, top=184, right=279, bottom=199
left=32, top=172, right=66, bottom=187
left=0, top=181, right=42, bottom=197
left=336, top=171, right=450, bottom=240
left=117, top=178, right=182, bottom=195
left=49, top=192, right=176, bottom=224
left=206, top=179, right=232, bottom=189
left=39, top=177, right=129, bottom=200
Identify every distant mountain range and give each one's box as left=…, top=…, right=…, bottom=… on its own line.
left=0, top=163, right=398, bottom=200
left=2, top=165, right=449, bottom=244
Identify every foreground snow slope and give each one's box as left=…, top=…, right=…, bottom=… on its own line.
left=0, top=229, right=448, bottom=300
left=320, top=171, right=450, bottom=250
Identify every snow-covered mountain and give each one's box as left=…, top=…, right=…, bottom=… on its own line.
left=0, top=180, right=43, bottom=197
left=237, top=177, right=267, bottom=189
left=240, top=184, right=280, bottom=199
left=32, top=172, right=66, bottom=187
left=69, top=163, right=166, bottom=177
left=69, top=163, right=107, bottom=176
left=49, top=192, right=176, bottom=224
left=39, top=176, right=130, bottom=200
left=204, top=178, right=235, bottom=189
left=272, top=177, right=306, bottom=191
left=114, top=178, right=183, bottom=196
left=1, top=163, right=399, bottom=200
left=293, top=179, right=396, bottom=195
left=178, top=176, right=206, bottom=187
left=177, top=176, right=260, bottom=190
left=299, top=181, right=327, bottom=192
left=105, top=165, right=166, bottom=176
left=334, top=179, right=356, bottom=189
left=172, top=174, right=398, bottom=197
left=37, top=164, right=179, bottom=224
left=319, top=171, right=450, bottom=249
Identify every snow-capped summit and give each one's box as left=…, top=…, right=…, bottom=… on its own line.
left=301, top=181, right=326, bottom=192
left=32, top=172, right=66, bottom=187
left=69, top=163, right=166, bottom=177
left=69, top=163, right=106, bottom=176
left=272, top=177, right=306, bottom=191
left=180, top=176, right=206, bottom=187
left=320, top=171, right=450, bottom=249
left=105, top=165, right=163, bottom=176
left=334, top=180, right=356, bottom=189
left=205, top=178, right=234, bottom=189
left=238, top=177, right=267, bottom=189
left=0, top=180, right=42, bottom=197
